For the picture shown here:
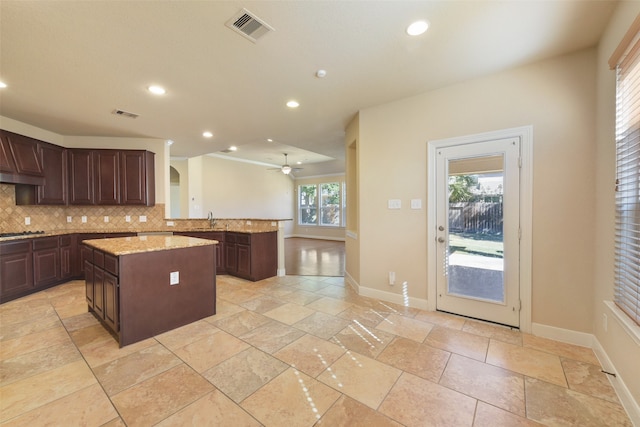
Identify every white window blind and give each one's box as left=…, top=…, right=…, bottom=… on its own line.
left=614, top=34, right=640, bottom=327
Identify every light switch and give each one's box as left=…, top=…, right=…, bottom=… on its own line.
left=25, top=217, right=31, bottom=225
left=125, top=215, right=131, bottom=223
left=81, top=216, right=87, bottom=223
left=139, top=215, right=147, bottom=222
left=388, top=199, right=401, bottom=209
left=411, top=199, right=422, bottom=209
left=104, top=216, right=109, bottom=223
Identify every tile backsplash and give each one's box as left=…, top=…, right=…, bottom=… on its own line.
left=0, top=184, right=279, bottom=233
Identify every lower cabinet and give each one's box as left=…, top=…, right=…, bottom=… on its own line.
left=0, top=241, right=33, bottom=302
left=33, top=237, right=60, bottom=287
left=60, top=235, right=73, bottom=280
left=84, top=246, right=119, bottom=333
left=175, top=232, right=225, bottom=273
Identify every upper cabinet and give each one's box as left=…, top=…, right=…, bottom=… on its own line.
left=0, top=130, right=45, bottom=185
left=120, top=151, right=155, bottom=206
left=37, top=143, right=68, bottom=205
left=68, top=148, right=155, bottom=206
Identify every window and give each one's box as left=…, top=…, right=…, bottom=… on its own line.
left=320, top=183, right=341, bottom=226
left=298, top=181, right=346, bottom=227
left=614, top=35, right=640, bottom=327
left=299, top=184, right=317, bottom=225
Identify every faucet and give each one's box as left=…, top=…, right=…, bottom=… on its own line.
left=207, top=211, right=217, bottom=228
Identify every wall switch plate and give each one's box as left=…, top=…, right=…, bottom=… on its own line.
left=170, top=271, right=179, bottom=285
left=81, top=216, right=87, bottom=223
left=166, top=221, right=175, bottom=226
left=125, top=215, right=131, bottom=222
left=139, top=215, right=147, bottom=222
left=603, top=313, right=608, bottom=332
left=25, top=217, right=31, bottom=225
left=271, top=222, right=276, bottom=226
left=246, top=220, right=252, bottom=225
left=104, top=216, right=109, bottom=223
left=388, top=199, right=401, bottom=209
left=388, top=271, right=396, bottom=285
left=67, top=216, right=72, bottom=223
left=411, top=199, right=422, bottom=209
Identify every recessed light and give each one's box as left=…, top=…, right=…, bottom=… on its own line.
left=267, top=138, right=273, bottom=142
left=203, top=131, right=213, bottom=138
left=166, top=139, right=174, bottom=146
left=286, top=100, right=300, bottom=108
left=148, top=85, right=166, bottom=95
left=229, top=146, right=237, bottom=151
left=0, top=81, right=6, bottom=88
left=315, top=69, right=327, bottom=78
left=406, top=20, right=429, bottom=36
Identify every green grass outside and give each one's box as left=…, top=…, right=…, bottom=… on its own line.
left=449, top=232, right=504, bottom=258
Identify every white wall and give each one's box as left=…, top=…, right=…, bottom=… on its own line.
left=352, top=48, right=598, bottom=333
left=594, top=1, right=640, bottom=411
left=190, top=155, right=294, bottom=235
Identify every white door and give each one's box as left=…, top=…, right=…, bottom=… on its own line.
left=435, top=138, right=520, bottom=327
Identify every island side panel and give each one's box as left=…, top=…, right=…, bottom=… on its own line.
left=118, top=244, right=216, bottom=347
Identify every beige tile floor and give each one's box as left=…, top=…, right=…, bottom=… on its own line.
left=0, top=276, right=633, bottom=426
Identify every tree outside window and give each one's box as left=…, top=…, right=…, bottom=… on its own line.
left=299, top=184, right=317, bottom=225
left=321, top=182, right=340, bottom=226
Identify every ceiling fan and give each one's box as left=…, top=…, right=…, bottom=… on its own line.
left=269, top=153, right=302, bottom=175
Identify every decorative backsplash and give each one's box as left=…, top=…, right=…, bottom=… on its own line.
left=0, top=184, right=280, bottom=233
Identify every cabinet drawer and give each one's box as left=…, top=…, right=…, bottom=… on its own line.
left=59, top=235, right=72, bottom=247
left=94, top=250, right=104, bottom=268
left=0, top=241, right=30, bottom=255
left=104, top=254, right=118, bottom=276
left=33, top=236, right=58, bottom=251
left=236, top=233, right=251, bottom=245
left=226, top=233, right=237, bottom=243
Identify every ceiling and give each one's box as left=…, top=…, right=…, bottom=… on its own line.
left=0, top=1, right=616, bottom=177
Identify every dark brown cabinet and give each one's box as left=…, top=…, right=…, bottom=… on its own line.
left=33, top=237, right=60, bottom=287
left=0, top=130, right=45, bottom=185
left=60, top=235, right=73, bottom=280
left=176, top=231, right=225, bottom=273
left=94, top=150, right=120, bottom=205
left=225, top=232, right=277, bottom=281
left=0, top=241, right=33, bottom=301
left=121, top=151, right=155, bottom=206
left=68, top=149, right=94, bottom=205
left=68, top=149, right=154, bottom=206
left=37, top=143, right=68, bottom=204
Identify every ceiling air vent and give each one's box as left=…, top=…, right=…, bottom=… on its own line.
left=112, top=109, right=139, bottom=119
left=225, top=8, right=274, bottom=43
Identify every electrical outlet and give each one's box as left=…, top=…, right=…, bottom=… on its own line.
left=388, top=199, right=401, bottom=209
left=139, top=215, right=147, bottom=222
left=125, top=215, right=131, bottom=222
left=166, top=221, right=175, bottom=226
left=170, top=271, right=179, bottom=285
left=81, top=216, right=87, bottom=223
left=25, top=217, right=31, bottom=225
left=271, top=222, right=276, bottom=226
left=246, top=220, right=252, bottom=225
left=104, top=216, right=109, bottom=223
left=603, top=313, right=608, bottom=332
left=67, top=216, right=72, bottom=223
left=388, top=271, right=396, bottom=285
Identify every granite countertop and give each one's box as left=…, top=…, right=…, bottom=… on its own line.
left=82, top=235, right=218, bottom=256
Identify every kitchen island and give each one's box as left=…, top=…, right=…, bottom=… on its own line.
left=82, top=235, right=217, bottom=347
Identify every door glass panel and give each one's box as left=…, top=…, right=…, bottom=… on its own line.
left=447, top=155, right=505, bottom=303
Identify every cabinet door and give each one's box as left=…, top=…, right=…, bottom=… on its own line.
left=0, top=135, right=17, bottom=173
left=103, top=272, right=119, bottom=332
left=236, top=244, right=251, bottom=279
left=5, top=132, right=43, bottom=177
left=37, top=143, right=68, bottom=205
left=225, top=242, right=237, bottom=274
left=0, top=245, right=33, bottom=300
left=68, top=149, right=94, bottom=205
left=84, top=260, right=94, bottom=307
left=94, top=150, right=120, bottom=205
left=94, top=267, right=105, bottom=319
left=60, top=245, right=72, bottom=280
left=33, top=247, right=60, bottom=287
left=121, top=151, right=155, bottom=206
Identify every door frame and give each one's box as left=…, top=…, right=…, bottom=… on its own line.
left=427, top=126, right=533, bottom=333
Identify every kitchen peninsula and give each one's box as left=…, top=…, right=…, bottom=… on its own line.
left=82, top=235, right=217, bottom=347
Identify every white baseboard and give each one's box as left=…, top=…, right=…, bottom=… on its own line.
left=531, top=322, right=594, bottom=347
left=532, top=323, right=640, bottom=426
left=277, top=268, right=286, bottom=277
left=287, top=234, right=346, bottom=242
left=356, top=284, right=429, bottom=311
